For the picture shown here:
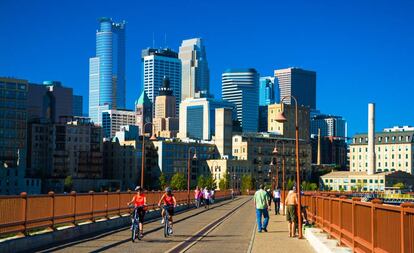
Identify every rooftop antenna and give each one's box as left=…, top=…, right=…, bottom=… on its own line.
left=164, top=32, right=167, bottom=48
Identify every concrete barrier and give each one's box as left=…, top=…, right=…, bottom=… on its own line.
left=0, top=196, right=232, bottom=253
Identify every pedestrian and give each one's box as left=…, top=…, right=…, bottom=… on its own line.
left=231, top=188, right=234, bottom=200
left=253, top=184, right=270, bottom=233
left=273, top=187, right=281, bottom=215
left=210, top=189, right=215, bottom=204
left=203, top=187, right=210, bottom=209
left=284, top=186, right=298, bottom=237
left=266, top=188, right=272, bottom=207
left=194, top=186, right=201, bottom=208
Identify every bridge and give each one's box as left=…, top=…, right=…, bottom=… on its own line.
left=0, top=191, right=413, bottom=252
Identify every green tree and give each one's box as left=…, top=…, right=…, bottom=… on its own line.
left=241, top=175, right=253, bottom=192
left=197, top=175, right=206, bottom=188
left=287, top=179, right=295, bottom=190
left=219, top=178, right=227, bottom=190
left=309, top=183, right=318, bottom=191
left=159, top=173, right=167, bottom=190
left=170, top=172, right=186, bottom=190
left=205, top=174, right=217, bottom=190
left=64, top=176, right=73, bottom=192
left=393, top=182, right=405, bottom=189
left=356, top=182, right=365, bottom=192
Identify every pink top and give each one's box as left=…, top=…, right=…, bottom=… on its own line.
left=194, top=189, right=200, bottom=199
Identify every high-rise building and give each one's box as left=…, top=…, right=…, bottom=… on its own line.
left=153, top=77, right=179, bottom=138
left=268, top=103, right=310, bottom=141
left=73, top=95, right=83, bottom=117
left=102, top=109, right=136, bottom=138
left=222, top=68, right=259, bottom=133
left=311, top=113, right=347, bottom=139
left=0, top=77, right=28, bottom=168
left=178, top=96, right=234, bottom=140
left=215, top=108, right=233, bottom=158
left=274, top=67, right=316, bottom=109
left=89, top=17, right=126, bottom=125
left=28, top=81, right=74, bottom=122
left=142, top=48, right=181, bottom=116
left=259, top=76, right=277, bottom=106
left=179, top=38, right=210, bottom=100
left=135, top=90, right=152, bottom=136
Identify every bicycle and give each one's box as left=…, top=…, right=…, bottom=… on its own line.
left=130, top=205, right=144, bottom=242
left=162, top=205, right=173, bottom=237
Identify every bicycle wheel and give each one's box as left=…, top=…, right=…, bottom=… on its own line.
left=164, top=215, right=169, bottom=237
left=131, top=223, right=138, bottom=242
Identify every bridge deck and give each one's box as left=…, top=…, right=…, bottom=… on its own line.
left=36, top=196, right=314, bottom=253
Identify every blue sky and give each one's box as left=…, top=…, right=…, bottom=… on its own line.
left=1, top=0, right=414, bottom=136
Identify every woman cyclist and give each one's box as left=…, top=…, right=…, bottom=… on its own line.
left=127, top=186, right=147, bottom=238
left=158, top=187, right=177, bottom=234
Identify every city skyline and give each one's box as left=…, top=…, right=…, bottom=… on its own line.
left=1, top=0, right=414, bottom=136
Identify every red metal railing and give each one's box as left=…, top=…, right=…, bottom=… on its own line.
left=302, top=193, right=414, bottom=253
left=0, top=190, right=233, bottom=237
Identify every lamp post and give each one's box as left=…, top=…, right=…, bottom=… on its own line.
left=274, top=95, right=303, bottom=239
left=187, top=147, right=197, bottom=206
left=273, top=140, right=286, bottom=208
left=141, top=122, right=157, bottom=188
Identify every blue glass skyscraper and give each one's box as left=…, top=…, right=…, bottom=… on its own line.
left=89, top=17, right=126, bottom=125
left=259, top=76, right=278, bottom=106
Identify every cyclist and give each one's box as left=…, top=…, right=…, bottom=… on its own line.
left=127, top=186, right=147, bottom=238
left=158, top=187, right=177, bottom=234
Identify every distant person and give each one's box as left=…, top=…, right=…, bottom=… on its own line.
left=273, top=187, right=281, bottom=215
left=194, top=186, right=201, bottom=208
left=210, top=189, right=215, bottom=204
left=203, top=187, right=211, bottom=209
left=266, top=188, right=272, bottom=207
left=253, top=184, right=270, bottom=233
left=285, top=187, right=298, bottom=237
left=231, top=189, right=235, bottom=200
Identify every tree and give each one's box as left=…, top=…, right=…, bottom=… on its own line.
left=64, top=176, right=73, bottom=192
left=159, top=173, right=167, bottom=190
left=309, top=183, right=318, bottom=191
left=287, top=179, right=295, bottom=190
left=197, top=175, right=206, bottom=188
left=218, top=178, right=227, bottom=190
left=241, top=175, right=253, bottom=192
left=393, top=182, right=405, bottom=189
left=205, top=174, right=217, bottom=190
left=170, top=172, right=186, bottom=190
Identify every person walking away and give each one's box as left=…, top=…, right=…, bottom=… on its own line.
left=210, top=189, right=215, bottom=204
left=231, top=188, right=234, bottom=200
left=194, top=186, right=201, bottom=208
left=285, top=187, right=298, bottom=237
left=266, top=189, right=272, bottom=208
left=203, top=187, right=210, bottom=209
left=253, top=184, right=270, bottom=233
left=273, top=187, right=281, bottom=215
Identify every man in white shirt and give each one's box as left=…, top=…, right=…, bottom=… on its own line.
left=273, top=187, right=281, bottom=215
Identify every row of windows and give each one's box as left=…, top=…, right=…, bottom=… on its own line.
left=325, top=178, right=384, bottom=184
left=353, top=135, right=412, bottom=143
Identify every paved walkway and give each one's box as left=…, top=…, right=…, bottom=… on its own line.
left=250, top=212, right=315, bottom=253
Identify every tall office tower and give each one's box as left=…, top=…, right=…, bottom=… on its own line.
left=153, top=77, right=179, bottom=138
left=0, top=78, right=28, bottom=168
left=274, top=67, right=316, bottom=109
left=259, top=76, right=277, bottom=106
left=179, top=38, right=210, bottom=100
left=310, top=113, right=347, bottom=139
left=135, top=90, right=152, bottom=135
left=179, top=96, right=234, bottom=140
left=28, top=81, right=73, bottom=122
left=89, top=17, right=126, bottom=125
left=222, top=68, right=259, bottom=133
left=101, top=109, right=136, bottom=138
left=72, top=95, right=83, bottom=116
left=142, top=48, right=181, bottom=116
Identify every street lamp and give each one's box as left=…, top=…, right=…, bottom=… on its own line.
left=274, top=95, right=303, bottom=239
left=140, top=122, right=157, bottom=188
left=187, top=147, right=197, bottom=206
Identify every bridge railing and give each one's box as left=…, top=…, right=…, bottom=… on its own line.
left=302, top=193, right=414, bottom=253
left=0, top=190, right=233, bottom=237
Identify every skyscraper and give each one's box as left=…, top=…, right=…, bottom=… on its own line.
left=274, top=67, right=316, bottom=109
left=259, top=76, right=277, bottom=106
left=311, top=113, right=347, bottom=139
left=89, top=17, right=126, bottom=125
left=222, top=68, right=259, bottom=133
left=142, top=48, right=181, bottom=115
left=179, top=38, right=210, bottom=100
left=72, top=95, right=83, bottom=117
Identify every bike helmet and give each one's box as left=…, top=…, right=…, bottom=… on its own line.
left=135, top=186, right=143, bottom=192
left=165, top=187, right=172, bottom=193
